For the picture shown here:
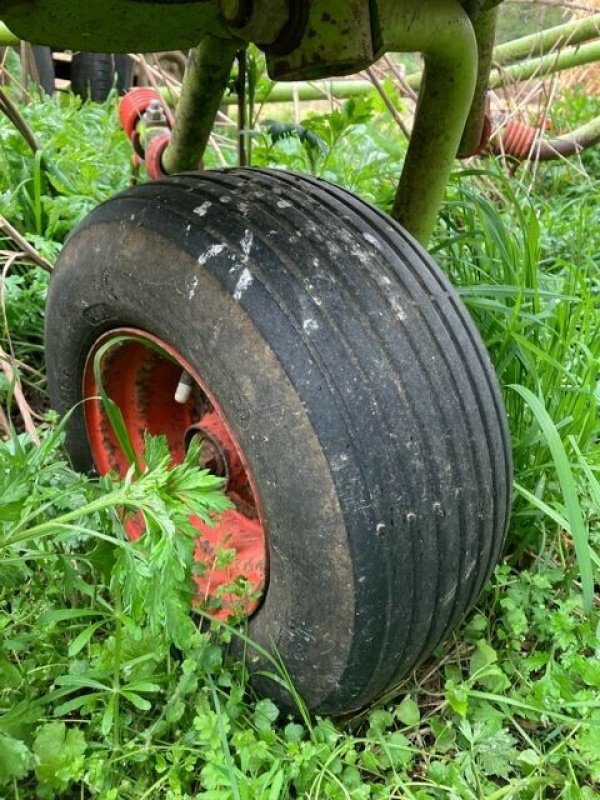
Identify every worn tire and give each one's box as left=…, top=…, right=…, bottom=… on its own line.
left=45, top=168, right=512, bottom=715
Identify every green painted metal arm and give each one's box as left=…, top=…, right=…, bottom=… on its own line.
left=494, top=13, right=600, bottom=66
left=0, top=1, right=227, bottom=52
left=489, top=39, right=600, bottom=88
left=404, top=14, right=600, bottom=91
left=459, top=6, right=498, bottom=157
left=160, top=79, right=379, bottom=107
left=161, top=35, right=239, bottom=174
left=378, top=0, right=478, bottom=244
left=0, top=20, right=19, bottom=45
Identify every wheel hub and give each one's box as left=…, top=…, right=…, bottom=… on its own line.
left=186, top=425, right=230, bottom=482
left=83, top=328, right=267, bottom=621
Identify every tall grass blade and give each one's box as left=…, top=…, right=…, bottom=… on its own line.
left=93, top=337, right=141, bottom=475
left=510, top=384, right=594, bottom=610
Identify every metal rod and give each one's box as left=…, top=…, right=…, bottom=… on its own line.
left=164, top=79, right=377, bottom=106
left=161, top=35, right=238, bottom=175
left=459, top=6, right=499, bottom=157
left=535, top=114, right=600, bottom=160
left=159, top=19, right=600, bottom=111
left=236, top=48, right=247, bottom=167
left=493, top=12, right=600, bottom=66
left=489, top=38, right=600, bottom=87
left=379, top=0, right=478, bottom=244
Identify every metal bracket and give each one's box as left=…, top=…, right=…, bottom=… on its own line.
left=219, top=0, right=290, bottom=46
left=266, top=0, right=379, bottom=81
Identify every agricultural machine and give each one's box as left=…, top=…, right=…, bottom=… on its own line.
left=0, top=1, right=598, bottom=715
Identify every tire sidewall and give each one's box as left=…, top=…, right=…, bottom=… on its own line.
left=46, top=218, right=356, bottom=712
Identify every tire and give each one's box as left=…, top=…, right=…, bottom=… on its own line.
left=10, top=44, right=55, bottom=95
left=71, top=52, right=132, bottom=101
left=45, top=168, right=512, bottom=715
left=30, top=46, right=55, bottom=95
left=113, top=54, right=133, bottom=95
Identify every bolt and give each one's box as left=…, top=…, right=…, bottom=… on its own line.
left=219, top=0, right=252, bottom=25
left=143, top=100, right=167, bottom=126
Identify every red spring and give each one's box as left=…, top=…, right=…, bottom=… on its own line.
left=145, top=131, right=171, bottom=180
left=119, top=88, right=163, bottom=139
left=500, top=120, right=537, bottom=159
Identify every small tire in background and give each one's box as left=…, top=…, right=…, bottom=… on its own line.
left=29, top=45, right=55, bottom=95
left=45, top=169, right=512, bottom=715
left=71, top=52, right=132, bottom=101
left=2, top=44, right=56, bottom=94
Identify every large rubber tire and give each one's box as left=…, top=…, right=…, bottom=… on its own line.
left=45, top=169, right=512, bottom=715
left=71, top=52, right=132, bottom=101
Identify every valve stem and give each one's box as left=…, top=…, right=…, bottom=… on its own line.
left=174, top=370, right=193, bottom=403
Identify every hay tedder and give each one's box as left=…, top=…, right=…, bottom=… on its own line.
left=0, top=1, right=598, bottom=715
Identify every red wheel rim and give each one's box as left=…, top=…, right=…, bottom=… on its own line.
left=83, top=328, right=267, bottom=620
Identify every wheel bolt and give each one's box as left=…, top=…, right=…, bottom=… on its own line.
left=143, top=99, right=167, bottom=125
left=219, top=0, right=252, bottom=25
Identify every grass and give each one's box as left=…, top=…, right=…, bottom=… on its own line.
left=0, top=80, right=599, bottom=799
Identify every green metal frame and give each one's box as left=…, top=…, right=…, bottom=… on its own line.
left=378, top=0, right=478, bottom=243
left=154, top=0, right=481, bottom=245
left=0, top=1, right=228, bottom=52
left=0, top=0, right=487, bottom=245
left=459, top=5, right=498, bottom=157
left=1, top=1, right=598, bottom=246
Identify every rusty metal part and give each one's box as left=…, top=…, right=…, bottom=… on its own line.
left=197, top=435, right=228, bottom=477
left=185, top=413, right=246, bottom=490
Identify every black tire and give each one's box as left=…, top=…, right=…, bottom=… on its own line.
left=31, top=46, right=55, bottom=95
left=10, top=45, right=55, bottom=95
left=71, top=52, right=132, bottom=101
left=113, top=54, right=133, bottom=95
left=45, top=169, right=512, bottom=715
